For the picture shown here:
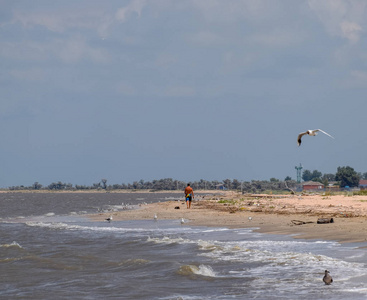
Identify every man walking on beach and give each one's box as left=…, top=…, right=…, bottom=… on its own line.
left=184, top=184, right=194, bottom=209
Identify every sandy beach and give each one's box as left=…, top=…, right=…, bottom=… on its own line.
left=92, top=191, right=367, bottom=244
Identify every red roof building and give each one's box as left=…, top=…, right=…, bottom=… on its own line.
left=302, top=181, right=324, bottom=191
left=359, top=180, right=367, bottom=190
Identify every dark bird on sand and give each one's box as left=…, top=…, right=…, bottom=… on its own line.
left=105, top=216, right=113, bottom=222
left=323, top=270, right=333, bottom=285
left=297, top=129, right=334, bottom=146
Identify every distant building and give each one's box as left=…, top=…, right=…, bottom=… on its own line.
left=326, top=181, right=340, bottom=192
left=302, top=181, right=324, bottom=191
left=215, top=184, right=227, bottom=190
left=359, top=180, right=367, bottom=190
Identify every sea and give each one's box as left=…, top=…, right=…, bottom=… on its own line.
left=1, top=192, right=367, bottom=300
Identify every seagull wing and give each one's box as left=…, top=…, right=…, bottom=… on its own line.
left=317, top=129, right=334, bottom=139
left=297, top=131, right=308, bottom=146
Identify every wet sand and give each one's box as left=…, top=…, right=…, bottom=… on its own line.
left=92, top=191, right=367, bottom=244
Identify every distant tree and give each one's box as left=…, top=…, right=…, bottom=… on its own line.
left=232, top=179, right=242, bottom=190
left=32, top=182, right=42, bottom=190
left=101, top=179, right=107, bottom=189
left=302, top=169, right=322, bottom=182
left=284, top=176, right=292, bottom=181
left=302, top=170, right=312, bottom=181
left=270, top=178, right=279, bottom=182
left=75, top=185, right=90, bottom=190
left=362, top=172, right=367, bottom=180
left=48, top=181, right=67, bottom=190
left=335, top=166, right=360, bottom=187
left=322, top=173, right=336, bottom=181
left=222, top=179, right=232, bottom=190
left=311, top=170, right=322, bottom=180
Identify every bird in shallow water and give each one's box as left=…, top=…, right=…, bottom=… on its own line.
left=297, top=129, right=334, bottom=146
left=154, top=213, right=158, bottom=221
left=181, top=218, right=185, bottom=224
left=105, top=216, right=113, bottom=222
left=323, top=270, right=333, bottom=285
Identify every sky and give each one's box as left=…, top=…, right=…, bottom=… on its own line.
left=1, top=0, right=367, bottom=188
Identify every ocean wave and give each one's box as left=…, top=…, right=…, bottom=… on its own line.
left=118, top=258, right=150, bottom=267
left=25, top=221, right=149, bottom=233
left=177, top=264, right=216, bottom=278
left=0, top=241, right=22, bottom=248
left=147, top=236, right=196, bottom=245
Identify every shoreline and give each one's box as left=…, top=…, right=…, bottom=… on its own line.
left=91, top=191, right=367, bottom=244
left=0, top=189, right=220, bottom=194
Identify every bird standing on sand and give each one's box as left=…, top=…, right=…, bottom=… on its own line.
left=154, top=213, right=158, bottom=221
left=323, top=270, right=333, bottom=285
left=297, top=129, right=334, bottom=146
left=105, top=216, right=113, bottom=222
left=181, top=218, right=185, bottom=224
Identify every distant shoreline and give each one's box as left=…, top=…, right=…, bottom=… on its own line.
left=0, top=189, right=220, bottom=194
left=91, top=191, right=367, bottom=244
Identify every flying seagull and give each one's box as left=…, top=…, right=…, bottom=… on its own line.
left=323, top=270, right=333, bottom=285
left=297, top=129, right=334, bottom=146
left=105, top=216, right=113, bottom=222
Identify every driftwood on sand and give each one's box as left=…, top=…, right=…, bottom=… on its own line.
left=291, top=220, right=314, bottom=225
left=317, top=218, right=334, bottom=224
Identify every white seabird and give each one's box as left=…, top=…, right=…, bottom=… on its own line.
left=181, top=218, right=185, bottom=224
left=323, top=270, right=333, bottom=285
left=154, top=213, right=158, bottom=221
left=105, top=216, right=113, bottom=222
left=297, top=129, right=334, bottom=146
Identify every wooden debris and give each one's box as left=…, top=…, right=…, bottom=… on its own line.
left=317, top=218, right=334, bottom=224
left=291, top=220, right=314, bottom=225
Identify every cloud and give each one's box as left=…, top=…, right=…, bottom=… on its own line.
left=115, top=0, right=147, bottom=22
left=189, top=0, right=277, bottom=22
left=12, top=7, right=101, bottom=33
left=340, top=20, right=362, bottom=42
left=308, top=0, right=366, bottom=43
left=53, top=36, right=110, bottom=63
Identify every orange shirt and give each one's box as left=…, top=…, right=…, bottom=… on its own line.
left=184, top=186, right=194, bottom=196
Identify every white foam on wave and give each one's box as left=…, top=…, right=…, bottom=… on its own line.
left=0, top=241, right=22, bottom=248
left=44, top=212, right=55, bottom=217
left=24, top=221, right=194, bottom=237
left=147, top=236, right=196, bottom=245
left=196, top=238, right=367, bottom=296
left=201, top=228, right=231, bottom=233
left=25, top=221, right=149, bottom=233
left=145, top=232, right=367, bottom=297
left=178, top=264, right=217, bottom=278
left=191, top=264, right=216, bottom=277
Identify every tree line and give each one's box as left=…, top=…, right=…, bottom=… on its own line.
left=8, top=177, right=295, bottom=193
left=6, top=166, right=366, bottom=192
left=300, top=166, right=364, bottom=188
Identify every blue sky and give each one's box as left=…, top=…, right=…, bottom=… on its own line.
left=1, top=0, right=367, bottom=187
